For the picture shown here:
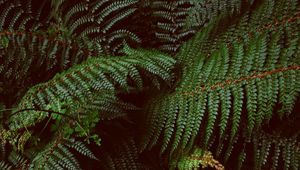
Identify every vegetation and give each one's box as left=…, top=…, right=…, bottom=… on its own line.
left=0, top=0, right=299, bottom=169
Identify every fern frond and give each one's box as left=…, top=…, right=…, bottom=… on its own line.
left=53, top=0, right=140, bottom=53
left=0, top=31, right=94, bottom=105
left=104, top=29, right=141, bottom=53
left=2, top=1, right=300, bottom=170
left=63, top=2, right=88, bottom=25
left=140, top=0, right=300, bottom=160
left=184, top=0, right=254, bottom=29
left=232, top=130, right=300, bottom=170
left=0, top=150, right=28, bottom=170
left=8, top=151, right=28, bottom=169
left=149, top=0, right=192, bottom=53
left=29, top=137, right=95, bottom=170
left=0, top=1, right=21, bottom=30
left=9, top=47, right=175, bottom=130
left=0, top=0, right=51, bottom=31
left=98, top=137, right=148, bottom=170
left=64, top=138, right=97, bottom=160
left=0, top=161, right=12, bottom=170
left=102, top=8, right=137, bottom=33
left=96, top=0, right=138, bottom=23
left=148, top=0, right=253, bottom=53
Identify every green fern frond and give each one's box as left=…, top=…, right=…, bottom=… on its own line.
left=104, top=29, right=141, bottom=53
left=0, top=32, right=91, bottom=78
left=148, top=0, right=253, bottom=53
left=50, top=0, right=140, bottom=53
left=236, top=130, right=300, bottom=170
left=64, top=138, right=97, bottom=160
left=0, top=0, right=141, bottom=78
left=9, top=47, right=175, bottom=130
left=0, top=150, right=28, bottom=170
left=98, top=137, right=148, bottom=170
left=149, top=0, right=192, bottom=53
left=102, top=8, right=137, bottom=33
left=0, top=161, right=12, bottom=170
left=95, top=0, right=138, bottom=23
left=0, top=31, right=94, bottom=105
left=29, top=137, right=95, bottom=170
left=184, top=0, right=254, bottom=29
left=1, top=0, right=300, bottom=170
left=0, top=0, right=52, bottom=31
left=8, top=151, right=28, bottom=169
left=140, top=0, right=300, bottom=160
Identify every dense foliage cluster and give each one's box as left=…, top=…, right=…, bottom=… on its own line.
left=0, top=0, right=299, bottom=169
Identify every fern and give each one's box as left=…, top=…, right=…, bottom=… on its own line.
left=0, top=0, right=145, bottom=105
left=140, top=0, right=300, bottom=164
left=146, top=0, right=253, bottom=53
left=28, top=137, right=96, bottom=170
left=214, top=129, right=300, bottom=170
left=1, top=0, right=300, bottom=169
left=9, top=46, right=175, bottom=130
left=149, top=0, right=194, bottom=53
left=0, top=31, right=92, bottom=79
left=248, top=131, right=300, bottom=170
left=0, top=151, right=28, bottom=170
left=51, top=0, right=140, bottom=53
left=184, top=0, right=254, bottom=29
left=177, top=148, right=224, bottom=170
left=7, top=151, right=28, bottom=169
left=0, top=31, right=95, bottom=107
left=0, top=161, right=12, bottom=170
left=0, top=0, right=51, bottom=31
left=98, top=137, right=148, bottom=170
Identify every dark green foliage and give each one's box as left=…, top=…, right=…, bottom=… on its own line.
left=28, top=138, right=96, bottom=170
left=0, top=151, right=28, bottom=169
left=148, top=0, right=194, bottom=53
left=0, top=161, right=12, bottom=170
left=140, top=0, right=300, bottom=167
left=1, top=0, right=300, bottom=169
left=0, top=32, right=92, bottom=102
left=49, top=0, right=141, bottom=53
left=9, top=46, right=175, bottom=130
left=98, top=137, right=148, bottom=170
left=249, top=131, right=300, bottom=170
left=185, top=0, right=254, bottom=29
left=0, top=0, right=142, bottom=105
left=145, top=0, right=254, bottom=53
left=175, top=130, right=300, bottom=170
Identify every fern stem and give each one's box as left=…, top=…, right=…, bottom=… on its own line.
left=182, top=65, right=300, bottom=96
left=10, top=108, right=80, bottom=125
